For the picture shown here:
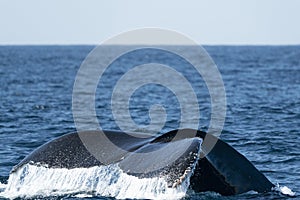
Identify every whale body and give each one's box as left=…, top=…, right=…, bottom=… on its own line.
left=12, top=129, right=274, bottom=196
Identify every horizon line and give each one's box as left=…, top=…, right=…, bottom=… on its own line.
left=0, top=43, right=300, bottom=46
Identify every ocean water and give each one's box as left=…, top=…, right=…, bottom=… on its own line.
left=0, top=45, right=299, bottom=199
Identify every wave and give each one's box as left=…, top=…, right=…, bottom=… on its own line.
left=0, top=163, right=190, bottom=199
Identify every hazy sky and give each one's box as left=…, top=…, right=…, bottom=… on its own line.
left=0, top=0, right=299, bottom=45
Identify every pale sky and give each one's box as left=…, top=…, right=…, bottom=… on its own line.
left=0, top=0, right=300, bottom=45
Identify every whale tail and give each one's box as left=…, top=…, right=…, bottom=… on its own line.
left=12, top=129, right=274, bottom=196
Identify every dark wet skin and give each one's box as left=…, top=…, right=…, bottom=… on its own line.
left=13, top=129, right=274, bottom=196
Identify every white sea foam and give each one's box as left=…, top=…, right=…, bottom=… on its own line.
left=1, top=161, right=295, bottom=199
left=274, top=183, right=296, bottom=197
left=0, top=163, right=189, bottom=199
left=0, top=182, right=6, bottom=193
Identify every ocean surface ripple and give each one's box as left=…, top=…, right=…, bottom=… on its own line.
left=0, top=45, right=299, bottom=199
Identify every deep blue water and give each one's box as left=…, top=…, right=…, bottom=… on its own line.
left=0, top=45, right=299, bottom=199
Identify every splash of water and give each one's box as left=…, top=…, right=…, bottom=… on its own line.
left=274, top=183, right=296, bottom=197
left=0, top=182, right=6, bottom=193
left=0, top=163, right=190, bottom=199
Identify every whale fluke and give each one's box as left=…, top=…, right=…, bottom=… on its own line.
left=12, top=129, right=274, bottom=196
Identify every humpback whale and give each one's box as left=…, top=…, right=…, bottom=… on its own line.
left=12, top=129, right=274, bottom=196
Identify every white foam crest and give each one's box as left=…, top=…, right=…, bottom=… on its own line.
left=274, top=183, right=296, bottom=197
left=0, top=163, right=188, bottom=199
left=0, top=182, right=6, bottom=193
